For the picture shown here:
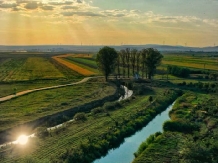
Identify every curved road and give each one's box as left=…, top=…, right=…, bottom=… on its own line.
left=0, top=77, right=94, bottom=103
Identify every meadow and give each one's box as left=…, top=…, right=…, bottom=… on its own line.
left=0, top=80, right=116, bottom=133
left=0, top=57, right=64, bottom=82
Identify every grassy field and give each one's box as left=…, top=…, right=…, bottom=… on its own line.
left=161, top=54, right=218, bottom=71
left=52, top=56, right=96, bottom=76
left=0, top=81, right=178, bottom=162
left=0, top=80, right=116, bottom=133
left=0, top=57, right=64, bottom=82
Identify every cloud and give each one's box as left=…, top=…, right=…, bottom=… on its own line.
left=0, top=2, right=17, bottom=8
left=61, top=11, right=104, bottom=17
left=24, top=2, right=38, bottom=10
left=61, top=5, right=78, bottom=10
left=41, top=5, right=54, bottom=11
left=48, top=1, right=73, bottom=6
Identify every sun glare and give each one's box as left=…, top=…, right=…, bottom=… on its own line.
left=17, top=135, right=28, bottom=145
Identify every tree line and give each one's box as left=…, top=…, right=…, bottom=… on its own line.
left=96, top=46, right=163, bottom=81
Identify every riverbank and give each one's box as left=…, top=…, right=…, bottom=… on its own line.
left=132, top=92, right=218, bottom=163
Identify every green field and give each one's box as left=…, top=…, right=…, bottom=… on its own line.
left=161, top=54, right=218, bottom=71
left=64, top=57, right=99, bottom=74
left=0, top=57, right=64, bottom=81
left=0, top=81, right=178, bottom=162
left=0, top=80, right=115, bottom=133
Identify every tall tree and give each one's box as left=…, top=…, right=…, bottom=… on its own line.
left=140, top=48, right=148, bottom=78
left=117, top=52, right=121, bottom=78
left=124, top=48, right=131, bottom=78
left=136, top=50, right=141, bottom=74
left=143, top=48, right=163, bottom=79
left=130, top=49, right=137, bottom=76
left=96, top=46, right=118, bottom=81
left=120, top=49, right=126, bottom=77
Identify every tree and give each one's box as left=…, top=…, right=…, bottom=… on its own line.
left=96, top=46, right=118, bottom=81
left=130, top=49, right=137, bottom=76
left=140, top=49, right=148, bottom=78
left=125, top=48, right=131, bottom=78
left=143, top=48, right=163, bottom=79
left=117, top=52, right=121, bottom=78
left=120, top=50, right=126, bottom=77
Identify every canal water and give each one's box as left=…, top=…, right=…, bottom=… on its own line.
left=94, top=102, right=175, bottom=163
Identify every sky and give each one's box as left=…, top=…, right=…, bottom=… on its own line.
left=0, top=0, right=218, bottom=47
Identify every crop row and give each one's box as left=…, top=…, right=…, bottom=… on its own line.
left=52, top=56, right=95, bottom=76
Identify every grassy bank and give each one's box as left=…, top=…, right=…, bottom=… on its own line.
left=132, top=90, right=218, bottom=163
left=0, top=80, right=116, bottom=133
left=0, top=81, right=180, bottom=162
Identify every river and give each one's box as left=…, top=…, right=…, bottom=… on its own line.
left=94, top=101, right=175, bottom=163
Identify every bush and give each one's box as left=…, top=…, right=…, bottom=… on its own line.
left=91, top=107, right=105, bottom=115
left=74, top=112, right=87, bottom=121
left=163, top=120, right=199, bottom=133
left=103, top=102, right=122, bottom=110
left=149, top=96, right=153, bottom=103
left=35, top=127, right=49, bottom=138
left=167, top=65, right=190, bottom=77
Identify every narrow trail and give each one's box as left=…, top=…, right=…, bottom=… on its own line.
left=0, top=77, right=95, bottom=103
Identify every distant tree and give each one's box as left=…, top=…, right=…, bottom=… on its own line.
left=143, top=48, right=163, bottom=79
left=135, top=51, right=141, bottom=74
left=96, top=46, right=118, bottom=81
left=140, top=49, right=148, bottom=78
left=117, top=52, right=121, bottom=78
left=125, top=48, right=131, bottom=78
left=120, top=50, right=126, bottom=77
left=130, top=49, right=138, bottom=76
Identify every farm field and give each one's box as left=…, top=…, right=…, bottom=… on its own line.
left=0, top=81, right=178, bottom=162
left=52, top=56, right=96, bottom=76
left=161, top=54, right=218, bottom=71
left=0, top=57, right=64, bottom=82
left=64, top=57, right=99, bottom=73
left=0, top=79, right=115, bottom=133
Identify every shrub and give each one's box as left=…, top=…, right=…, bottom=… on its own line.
left=163, top=120, right=199, bottom=133
left=35, top=127, right=49, bottom=138
left=103, top=102, right=121, bottom=110
left=149, top=96, right=153, bottom=103
left=91, top=107, right=105, bottom=115
left=74, top=112, right=87, bottom=121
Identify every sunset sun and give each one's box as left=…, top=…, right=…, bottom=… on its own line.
left=16, top=135, right=28, bottom=145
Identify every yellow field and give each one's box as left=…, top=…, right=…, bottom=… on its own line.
left=52, top=56, right=95, bottom=76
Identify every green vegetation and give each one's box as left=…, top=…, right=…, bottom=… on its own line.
left=0, top=81, right=116, bottom=132
left=66, top=57, right=97, bottom=69
left=0, top=50, right=217, bottom=163
left=0, top=80, right=180, bottom=163
left=133, top=90, right=218, bottom=163
left=96, top=46, right=118, bottom=81
left=0, top=57, right=64, bottom=81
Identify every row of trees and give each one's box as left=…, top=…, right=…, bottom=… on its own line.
left=96, top=46, right=163, bottom=81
